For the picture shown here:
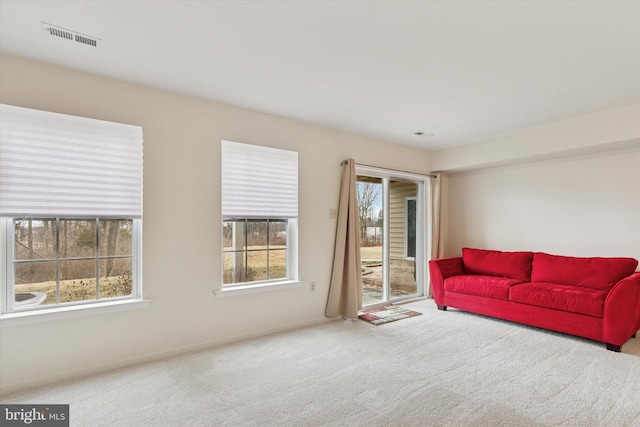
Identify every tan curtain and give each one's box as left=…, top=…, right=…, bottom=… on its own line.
left=325, top=159, right=362, bottom=319
left=428, top=172, right=444, bottom=298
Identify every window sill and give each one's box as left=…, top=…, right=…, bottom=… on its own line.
left=215, top=280, right=303, bottom=298
left=0, top=299, right=150, bottom=327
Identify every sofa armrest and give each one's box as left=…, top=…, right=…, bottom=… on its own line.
left=603, top=272, right=640, bottom=346
left=429, top=257, right=464, bottom=306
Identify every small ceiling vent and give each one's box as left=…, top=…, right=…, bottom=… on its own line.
left=41, top=22, right=101, bottom=47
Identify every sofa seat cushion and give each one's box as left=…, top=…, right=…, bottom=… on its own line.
left=462, top=248, right=533, bottom=282
left=509, top=282, right=607, bottom=317
left=531, top=252, right=638, bottom=291
left=444, top=275, right=523, bottom=300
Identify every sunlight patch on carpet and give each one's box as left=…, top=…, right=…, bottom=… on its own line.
left=358, top=305, right=422, bottom=325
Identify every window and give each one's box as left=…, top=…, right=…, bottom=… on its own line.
left=1, top=104, right=143, bottom=313
left=405, top=197, right=417, bottom=259
left=221, top=140, right=298, bottom=287
left=223, top=219, right=287, bottom=284
left=11, top=218, right=135, bottom=307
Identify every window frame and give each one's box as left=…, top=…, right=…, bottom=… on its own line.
left=221, top=217, right=298, bottom=288
left=215, top=217, right=300, bottom=297
left=2, top=217, right=142, bottom=315
left=356, top=165, right=429, bottom=305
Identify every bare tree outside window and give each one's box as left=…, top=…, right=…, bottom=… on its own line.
left=357, top=180, right=381, bottom=245
left=13, top=218, right=133, bottom=306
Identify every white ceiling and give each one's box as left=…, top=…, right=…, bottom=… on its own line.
left=1, top=0, right=639, bottom=150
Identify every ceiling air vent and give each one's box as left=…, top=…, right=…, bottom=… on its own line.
left=41, top=22, right=101, bottom=47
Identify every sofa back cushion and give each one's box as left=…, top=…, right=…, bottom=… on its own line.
left=462, top=248, right=533, bottom=282
left=531, top=252, right=638, bottom=291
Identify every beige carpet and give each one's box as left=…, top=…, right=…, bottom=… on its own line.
left=2, top=300, right=640, bottom=426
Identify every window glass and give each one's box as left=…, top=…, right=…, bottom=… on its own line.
left=9, top=218, right=135, bottom=310
left=99, top=220, right=133, bottom=256
left=222, top=218, right=289, bottom=286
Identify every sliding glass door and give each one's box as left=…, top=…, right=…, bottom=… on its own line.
left=357, top=166, right=428, bottom=307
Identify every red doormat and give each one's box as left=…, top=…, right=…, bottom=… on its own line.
left=358, top=305, right=422, bottom=325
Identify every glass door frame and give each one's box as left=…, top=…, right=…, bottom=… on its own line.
left=356, top=164, right=430, bottom=307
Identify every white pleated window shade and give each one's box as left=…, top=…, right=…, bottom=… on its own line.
left=0, top=104, right=143, bottom=218
left=222, top=140, right=298, bottom=218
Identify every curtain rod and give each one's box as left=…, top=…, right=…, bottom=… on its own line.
left=341, top=160, right=437, bottom=178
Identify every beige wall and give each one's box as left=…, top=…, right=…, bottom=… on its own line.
left=0, top=54, right=432, bottom=393
left=444, top=148, right=640, bottom=259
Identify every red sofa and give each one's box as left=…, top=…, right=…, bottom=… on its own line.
left=429, top=248, right=640, bottom=352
